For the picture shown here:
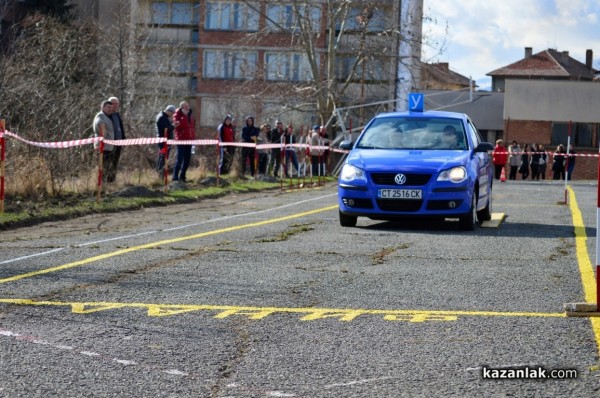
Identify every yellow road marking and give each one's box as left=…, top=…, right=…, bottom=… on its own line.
left=0, top=298, right=565, bottom=323
left=480, top=212, right=505, bottom=228
left=0, top=205, right=339, bottom=284
left=567, top=186, right=600, bottom=354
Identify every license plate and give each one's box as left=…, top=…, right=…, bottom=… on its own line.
left=378, top=189, right=422, bottom=199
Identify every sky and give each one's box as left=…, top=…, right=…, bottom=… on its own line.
left=423, top=0, right=600, bottom=90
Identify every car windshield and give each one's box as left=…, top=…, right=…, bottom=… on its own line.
left=355, top=117, right=468, bottom=150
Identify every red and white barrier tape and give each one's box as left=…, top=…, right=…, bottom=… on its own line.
left=2, top=131, right=101, bottom=148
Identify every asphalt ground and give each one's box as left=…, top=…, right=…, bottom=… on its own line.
left=0, top=180, right=599, bottom=397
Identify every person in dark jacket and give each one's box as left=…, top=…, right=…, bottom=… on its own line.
left=552, top=144, right=566, bottom=180
left=240, top=116, right=259, bottom=177
left=218, top=115, right=236, bottom=174
left=172, top=101, right=195, bottom=182
left=518, top=144, right=530, bottom=180
left=268, top=120, right=284, bottom=178
left=155, top=105, right=176, bottom=175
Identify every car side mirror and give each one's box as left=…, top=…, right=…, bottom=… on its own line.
left=475, top=142, right=494, bottom=153
left=339, top=140, right=354, bottom=150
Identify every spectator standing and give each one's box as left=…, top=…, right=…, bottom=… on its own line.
left=268, top=121, right=284, bottom=178
left=257, top=123, right=270, bottom=175
left=309, top=125, right=323, bottom=176
left=155, top=105, right=176, bottom=175
left=530, top=143, right=541, bottom=180
left=241, top=116, right=259, bottom=177
left=552, top=144, right=566, bottom=180
left=518, top=144, right=530, bottom=180
left=172, top=101, right=195, bottom=182
left=297, top=127, right=309, bottom=177
left=284, top=125, right=299, bottom=177
left=106, top=96, right=126, bottom=183
left=567, top=145, right=576, bottom=180
left=538, top=144, right=547, bottom=180
left=508, top=140, right=521, bottom=180
left=319, top=127, right=330, bottom=176
left=92, top=100, right=115, bottom=184
left=492, top=139, right=507, bottom=180
left=218, top=114, right=236, bottom=174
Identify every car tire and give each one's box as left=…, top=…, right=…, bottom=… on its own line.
left=477, top=191, right=492, bottom=222
left=459, top=194, right=477, bottom=231
left=339, top=211, right=357, bottom=227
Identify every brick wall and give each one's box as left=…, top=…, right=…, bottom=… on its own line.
left=503, top=119, right=597, bottom=180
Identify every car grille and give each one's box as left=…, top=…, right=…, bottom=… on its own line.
left=376, top=199, right=423, bottom=212
left=371, top=173, right=432, bottom=186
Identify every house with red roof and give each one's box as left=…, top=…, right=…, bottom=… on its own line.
left=486, top=47, right=599, bottom=179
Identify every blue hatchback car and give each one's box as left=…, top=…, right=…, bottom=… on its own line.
left=338, top=111, right=494, bottom=230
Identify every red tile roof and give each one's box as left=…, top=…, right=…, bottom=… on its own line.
left=487, top=49, right=596, bottom=79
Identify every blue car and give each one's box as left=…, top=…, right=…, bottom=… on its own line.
left=338, top=111, right=494, bottom=230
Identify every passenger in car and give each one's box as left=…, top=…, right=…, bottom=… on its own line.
left=388, top=128, right=404, bottom=148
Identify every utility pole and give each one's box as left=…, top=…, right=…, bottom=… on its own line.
left=395, top=0, right=423, bottom=111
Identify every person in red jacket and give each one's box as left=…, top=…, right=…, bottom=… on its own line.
left=172, top=101, right=196, bottom=182
left=492, top=139, right=507, bottom=180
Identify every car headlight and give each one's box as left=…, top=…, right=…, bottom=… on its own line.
left=340, top=164, right=367, bottom=183
left=437, top=166, right=467, bottom=183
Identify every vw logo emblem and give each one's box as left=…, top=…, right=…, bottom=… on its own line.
left=394, top=173, right=407, bottom=185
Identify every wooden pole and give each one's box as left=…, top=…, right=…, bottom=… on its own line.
left=163, top=128, right=169, bottom=193
left=0, top=119, right=5, bottom=213
left=96, top=124, right=105, bottom=204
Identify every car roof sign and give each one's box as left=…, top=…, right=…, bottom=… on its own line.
left=408, top=93, right=424, bottom=112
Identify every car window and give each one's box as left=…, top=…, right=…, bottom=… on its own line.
left=467, top=120, right=482, bottom=147
left=356, top=117, right=468, bottom=150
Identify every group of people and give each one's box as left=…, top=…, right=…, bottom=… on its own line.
left=92, top=99, right=340, bottom=185
left=217, top=116, right=330, bottom=178
left=493, top=140, right=576, bottom=181
left=154, top=102, right=196, bottom=182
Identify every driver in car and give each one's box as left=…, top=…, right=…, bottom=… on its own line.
left=441, top=125, right=462, bottom=149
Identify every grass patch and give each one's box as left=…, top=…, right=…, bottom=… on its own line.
left=256, top=223, right=315, bottom=243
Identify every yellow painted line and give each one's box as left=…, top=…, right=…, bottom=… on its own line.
left=0, top=205, right=339, bottom=284
left=0, top=298, right=565, bottom=323
left=567, top=186, right=600, bottom=355
left=480, top=212, right=505, bottom=228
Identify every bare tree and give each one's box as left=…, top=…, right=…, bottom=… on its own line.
left=0, top=14, right=102, bottom=197
left=230, top=0, right=439, bottom=129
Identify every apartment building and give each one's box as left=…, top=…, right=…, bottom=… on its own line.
left=74, top=0, right=401, bottom=137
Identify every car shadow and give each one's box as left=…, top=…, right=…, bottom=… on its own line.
left=360, top=219, right=592, bottom=238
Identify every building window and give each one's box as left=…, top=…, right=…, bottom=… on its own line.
left=143, top=48, right=198, bottom=74
left=152, top=1, right=200, bottom=25
left=265, top=52, right=314, bottom=82
left=551, top=122, right=593, bottom=147
left=203, top=50, right=258, bottom=79
left=338, top=7, right=387, bottom=32
left=266, top=4, right=321, bottom=32
left=205, top=2, right=259, bottom=31
left=336, top=56, right=386, bottom=81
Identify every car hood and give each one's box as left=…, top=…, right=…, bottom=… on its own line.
left=347, top=149, right=470, bottom=173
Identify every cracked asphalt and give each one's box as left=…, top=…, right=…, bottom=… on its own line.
left=1, top=181, right=600, bottom=397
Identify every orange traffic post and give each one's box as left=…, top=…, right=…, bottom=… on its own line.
left=0, top=119, right=5, bottom=213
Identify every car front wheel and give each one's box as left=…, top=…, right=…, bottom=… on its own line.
left=459, top=194, right=477, bottom=231
left=477, top=192, right=492, bottom=222
left=339, top=211, right=357, bottom=227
